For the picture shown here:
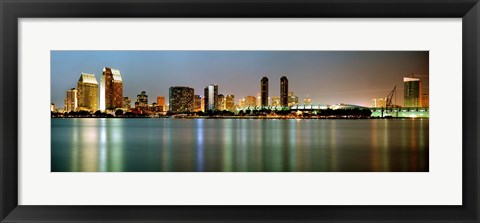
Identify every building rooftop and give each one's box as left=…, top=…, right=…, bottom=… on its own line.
left=78, top=73, right=98, bottom=85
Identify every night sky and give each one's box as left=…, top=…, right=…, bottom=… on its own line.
left=51, top=51, right=428, bottom=108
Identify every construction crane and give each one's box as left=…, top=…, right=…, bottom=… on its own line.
left=382, top=85, right=397, bottom=118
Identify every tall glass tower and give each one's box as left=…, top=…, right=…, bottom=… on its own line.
left=260, top=77, right=269, bottom=108
left=204, top=84, right=218, bottom=112
left=77, top=73, right=98, bottom=111
left=280, top=76, right=288, bottom=107
left=100, top=67, right=123, bottom=111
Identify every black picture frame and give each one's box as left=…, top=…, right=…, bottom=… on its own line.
left=1, top=0, right=479, bottom=222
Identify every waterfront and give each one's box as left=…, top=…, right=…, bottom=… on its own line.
left=51, top=118, right=428, bottom=172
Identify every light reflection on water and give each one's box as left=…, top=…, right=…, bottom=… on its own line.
left=51, top=118, right=429, bottom=172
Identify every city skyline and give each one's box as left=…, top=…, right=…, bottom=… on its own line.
left=51, top=51, right=429, bottom=108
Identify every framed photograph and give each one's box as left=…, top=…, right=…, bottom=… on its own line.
left=1, top=0, right=479, bottom=222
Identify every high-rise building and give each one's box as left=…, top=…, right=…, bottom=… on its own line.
left=404, top=77, right=422, bottom=107
left=217, top=94, right=225, bottom=110
left=169, top=86, right=194, bottom=113
left=288, top=91, right=298, bottom=107
left=136, top=91, right=148, bottom=109
left=123, top=97, right=131, bottom=110
left=204, top=84, right=218, bottom=112
left=280, top=76, right=288, bottom=107
left=256, top=93, right=262, bottom=107
left=77, top=73, right=98, bottom=111
left=271, top=96, right=281, bottom=107
left=239, top=98, right=246, bottom=108
left=194, top=95, right=202, bottom=112
left=157, top=96, right=166, bottom=111
left=245, top=96, right=256, bottom=107
left=260, top=77, right=269, bottom=107
left=225, top=94, right=235, bottom=111
left=65, top=88, right=78, bottom=112
left=100, top=67, right=123, bottom=110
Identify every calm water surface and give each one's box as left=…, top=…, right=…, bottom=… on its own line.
left=51, top=118, right=428, bottom=172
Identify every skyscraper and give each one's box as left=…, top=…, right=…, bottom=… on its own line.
left=169, top=86, right=194, bottom=113
left=157, top=96, right=166, bottom=111
left=288, top=92, right=299, bottom=106
left=123, top=97, right=131, bottom=110
left=77, top=73, right=98, bottom=111
left=100, top=67, right=123, bottom=110
left=217, top=94, right=225, bottom=111
left=404, top=77, right=422, bottom=107
left=260, top=77, right=269, bottom=107
left=225, top=94, right=235, bottom=111
left=65, top=88, right=78, bottom=112
left=194, top=95, right=202, bottom=112
left=245, top=96, right=256, bottom=107
left=204, top=84, right=218, bottom=112
left=136, top=91, right=148, bottom=109
left=280, top=76, right=288, bottom=107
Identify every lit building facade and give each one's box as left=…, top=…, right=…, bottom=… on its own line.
left=217, top=94, right=225, bottom=110
left=77, top=73, right=98, bottom=111
left=194, top=95, right=202, bottom=112
left=225, top=94, right=235, bottom=111
left=123, top=97, right=131, bottom=110
left=260, top=77, right=269, bottom=107
left=100, top=67, right=123, bottom=110
left=65, top=88, right=78, bottom=112
left=157, top=96, right=166, bottom=111
left=304, top=96, right=312, bottom=105
left=169, top=86, right=194, bottom=113
left=204, top=84, right=218, bottom=112
left=371, top=97, right=390, bottom=108
left=288, top=91, right=299, bottom=106
left=280, top=76, right=288, bottom=107
left=404, top=77, right=422, bottom=107
left=245, top=96, right=256, bottom=107
left=271, top=96, right=281, bottom=107
left=136, top=91, right=148, bottom=109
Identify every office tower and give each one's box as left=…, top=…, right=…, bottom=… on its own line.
left=256, top=93, right=261, bottom=107
left=245, top=96, right=256, bottom=107
left=204, top=84, right=218, bottom=112
left=225, top=94, right=235, bottom=111
left=404, top=77, right=422, bottom=107
left=123, top=97, right=131, bottom=110
left=217, top=94, right=225, bottom=110
left=100, top=67, right=123, bottom=110
left=169, top=86, right=194, bottom=113
left=136, top=91, right=148, bottom=109
left=194, top=95, right=202, bottom=112
left=260, top=77, right=269, bottom=107
left=201, top=97, right=205, bottom=112
left=77, top=73, right=99, bottom=111
left=239, top=98, right=246, bottom=108
left=65, top=88, right=78, bottom=112
left=271, top=96, right=281, bottom=107
left=280, top=76, right=288, bottom=107
left=50, top=103, right=56, bottom=112
left=288, top=91, right=299, bottom=106
left=157, top=96, right=166, bottom=111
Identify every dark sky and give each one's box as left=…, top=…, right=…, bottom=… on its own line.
left=51, top=51, right=428, bottom=107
